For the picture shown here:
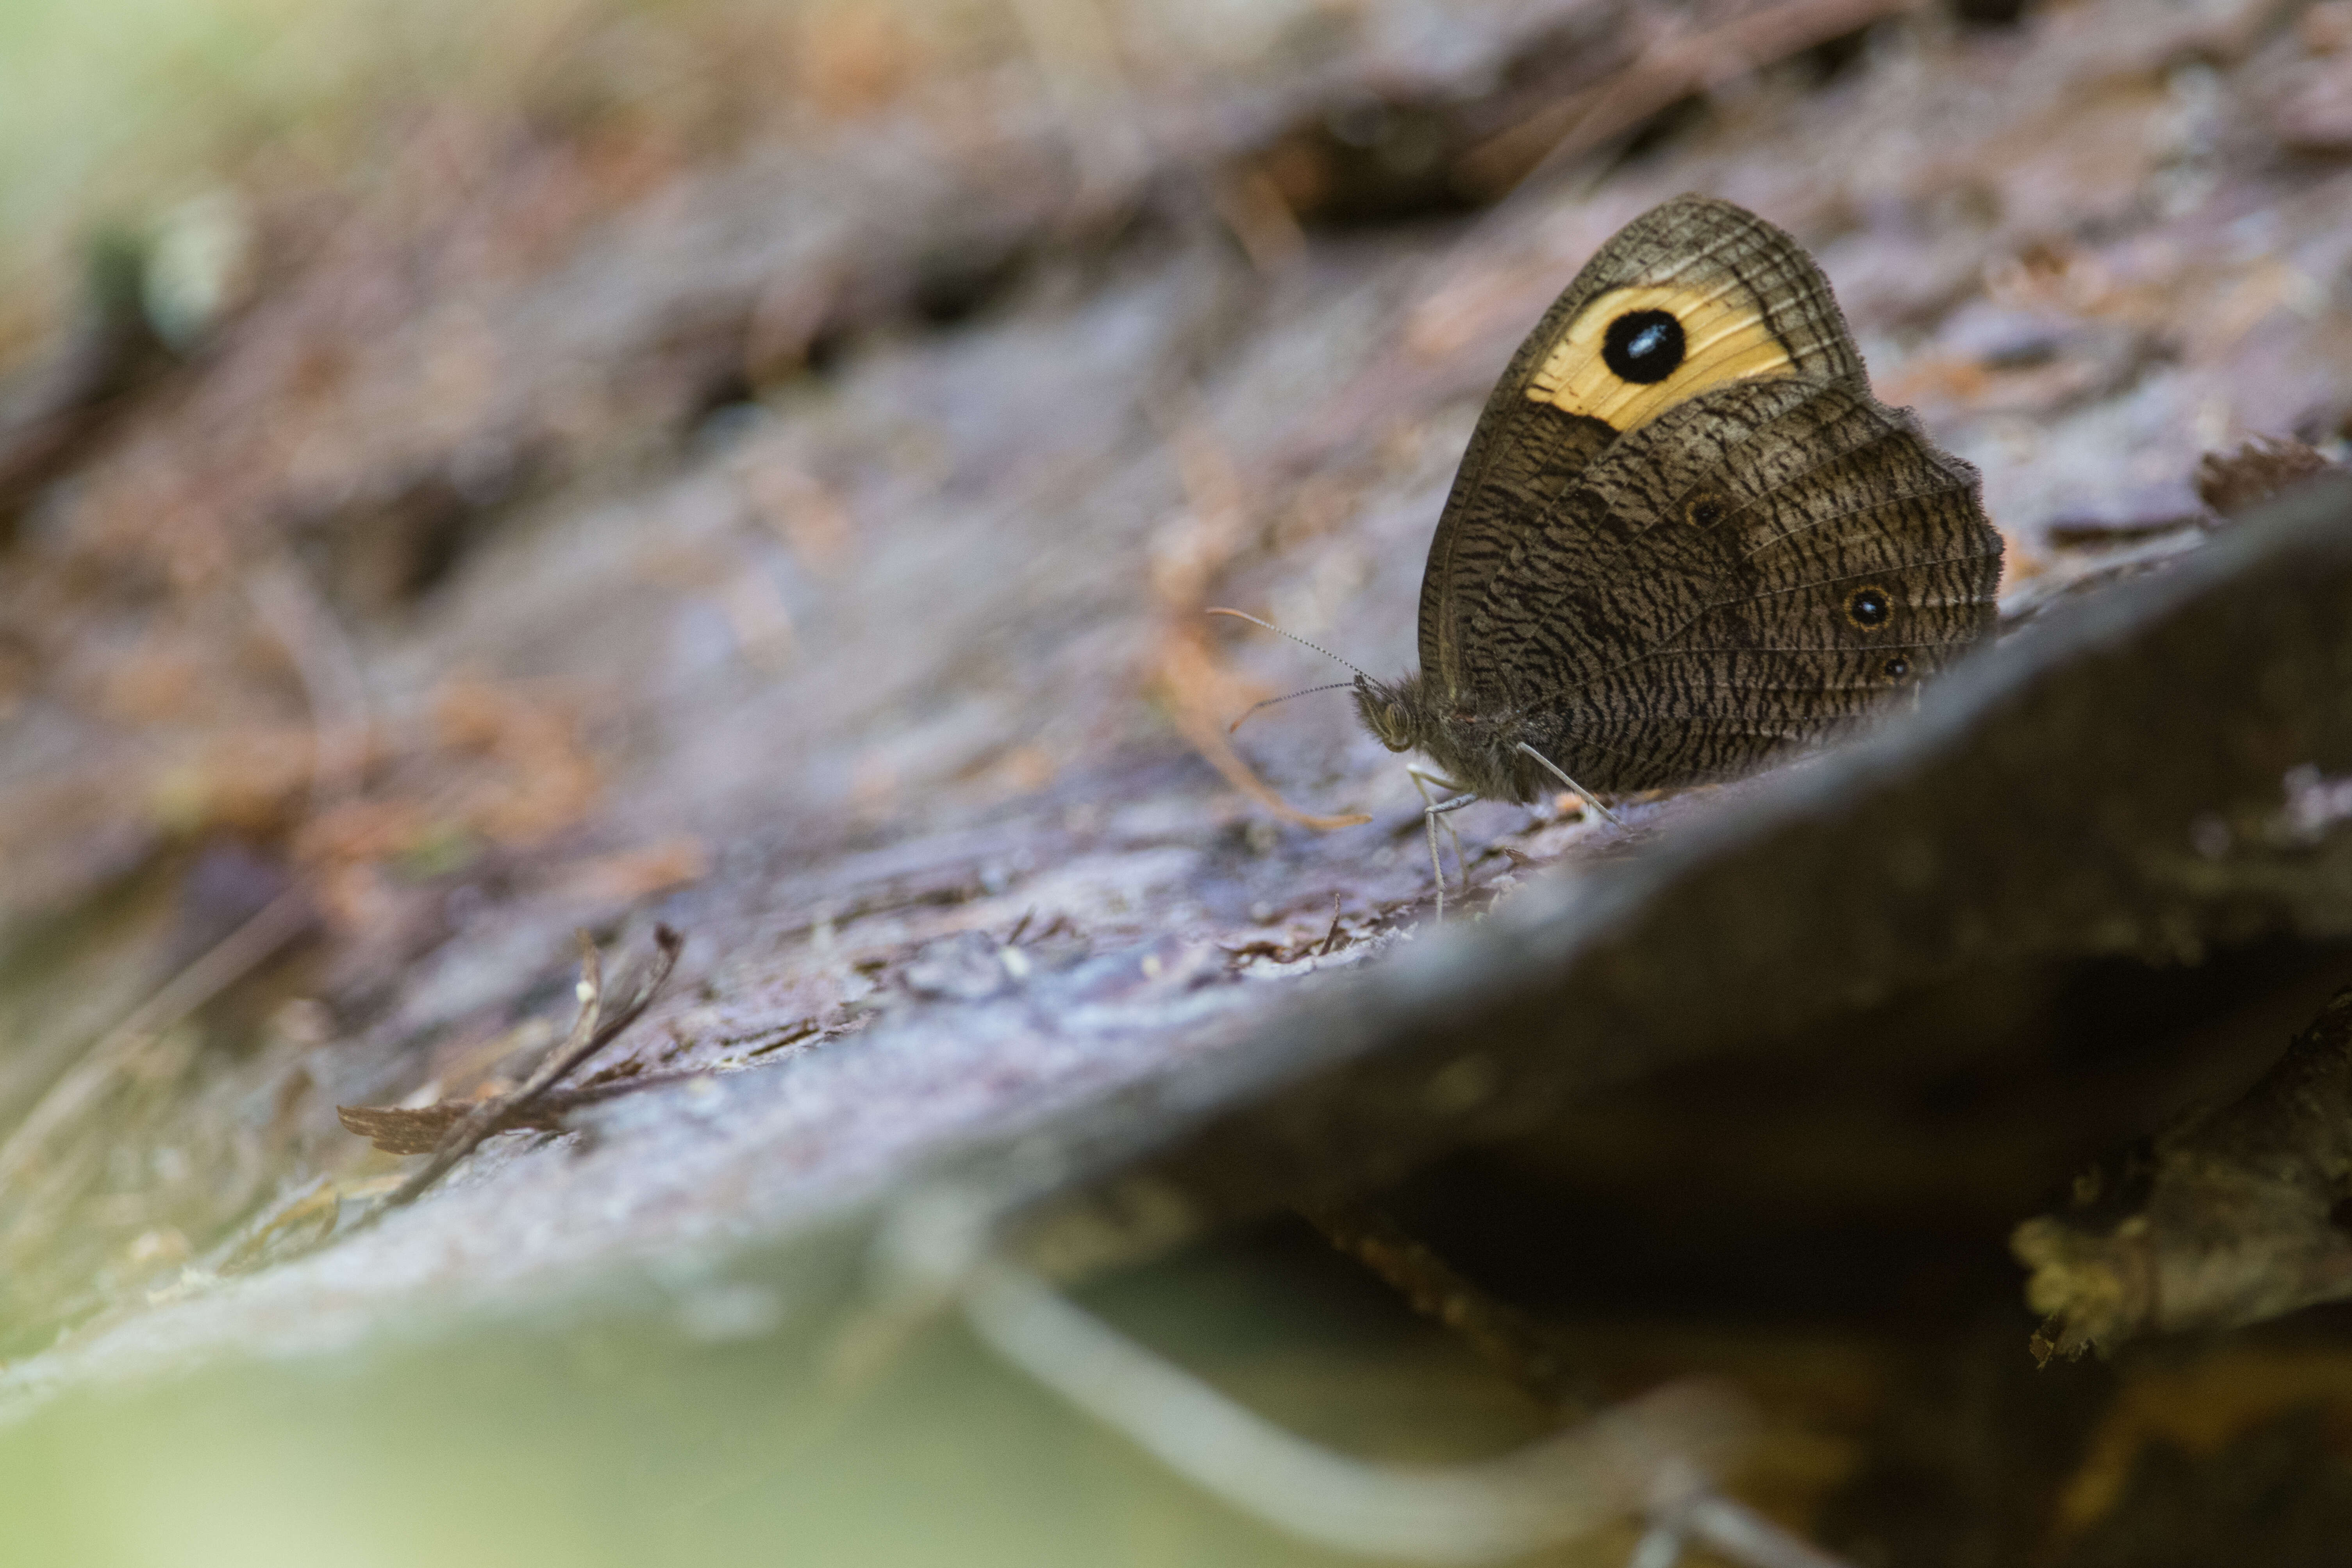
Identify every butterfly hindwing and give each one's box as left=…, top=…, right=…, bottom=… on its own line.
left=1457, top=376, right=2000, bottom=791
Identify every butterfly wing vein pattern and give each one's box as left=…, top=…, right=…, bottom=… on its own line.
left=1356, top=193, right=2003, bottom=805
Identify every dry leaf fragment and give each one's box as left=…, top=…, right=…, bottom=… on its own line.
left=342, top=925, right=684, bottom=1219
left=337, top=1072, right=713, bottom=1155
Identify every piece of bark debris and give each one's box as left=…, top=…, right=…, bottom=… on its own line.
left=2196, top=437, right=2343, bottom=522
left=2014, top=982, right=2352, bottom=1362
left=2042, top=516, right=2204, bottom=550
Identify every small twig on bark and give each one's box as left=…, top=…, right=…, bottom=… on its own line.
left=1301, top=1198, right=1587, bottom=1409
left=2014, top=981, right=2352, bottom=1361
left=1318, top=894, right=1346, bottom=957
left=349, top=924, right=683, bottom=1222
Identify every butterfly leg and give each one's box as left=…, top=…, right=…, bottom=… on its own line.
left=1513, top=742, right=1622, bottom=829
left=1407, top=767, right=1479, bottom=921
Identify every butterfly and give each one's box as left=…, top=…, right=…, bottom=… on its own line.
left=1345, top=194, right=2004, bottom=897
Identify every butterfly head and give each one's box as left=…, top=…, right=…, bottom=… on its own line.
left=1354, top=675, right=1557, bottom=803
left=1353, top=671, right=1428, bottom=754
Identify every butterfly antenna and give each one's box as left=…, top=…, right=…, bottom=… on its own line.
left=1227, top=682, right=1357, bottom=734
left=1205, top=607, right=1373, bottom=683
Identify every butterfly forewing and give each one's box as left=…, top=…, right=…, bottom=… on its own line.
left=1419, top=195, right=1877, bottom=707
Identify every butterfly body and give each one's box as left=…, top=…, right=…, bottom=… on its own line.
left=1356, top=667, right=1545, bottom=803
left=1366, top=195, right=2003, bottom=807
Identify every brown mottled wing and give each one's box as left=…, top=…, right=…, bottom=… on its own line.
left=1460, top=375, right=2002, bottom=792
left=1419, top=194, right=1870, bottom=707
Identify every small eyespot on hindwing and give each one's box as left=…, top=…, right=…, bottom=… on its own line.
left=1844, top=586, right=1893, bottom=630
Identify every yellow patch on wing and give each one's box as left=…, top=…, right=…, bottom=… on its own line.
left=1525, top=280, right=1794, bottom=432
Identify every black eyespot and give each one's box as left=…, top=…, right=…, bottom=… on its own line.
left=1602, top=309, right=1685, bottom=384
left=1685, top=495, right=1727, bottom=528
left=1882, top=655, right=1911, bottom=680
left=1845, top=586, right=1892, bottom=629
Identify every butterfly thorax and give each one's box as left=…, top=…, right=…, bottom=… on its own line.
left=1353, top=671, right=1548, bottom=804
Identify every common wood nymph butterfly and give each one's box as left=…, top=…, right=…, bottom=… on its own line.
left=1354, top=194, right=2003, bottom=879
